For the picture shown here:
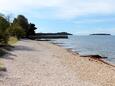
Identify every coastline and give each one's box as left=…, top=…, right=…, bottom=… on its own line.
left=52, top=42, right=115, bottom=68
left=49, top=41, right=115, bottom=85
left=0, top=39, right=115, bottom=86
left=47, top=41, right=115, bottom=85
left=67, top=48, right=115, bottom=68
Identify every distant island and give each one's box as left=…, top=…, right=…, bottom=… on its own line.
left=90, top=33, right=111, bottom=35
left=35, top=32, right=72, bottom=39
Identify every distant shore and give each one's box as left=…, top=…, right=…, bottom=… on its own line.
left=0, top=39, right=115, bottom=86
left=90, top=33, right=111, bottom=35
left=35, top=32, right=72, bottom=39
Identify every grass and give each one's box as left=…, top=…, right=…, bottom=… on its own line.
left=8, top=36, right=18, bottom=45
left=0, top=60, right=6, bottom=71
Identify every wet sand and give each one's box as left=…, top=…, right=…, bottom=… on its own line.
left=0, top=39, right=115, bottom=86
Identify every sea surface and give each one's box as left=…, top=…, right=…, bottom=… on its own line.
left=50, top=35, right=115, bottom=64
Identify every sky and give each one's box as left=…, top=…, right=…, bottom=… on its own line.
left=0, top=0, right=115, bottom=35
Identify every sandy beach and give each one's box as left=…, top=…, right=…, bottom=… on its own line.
left=0, top=39, right=115, bottom=86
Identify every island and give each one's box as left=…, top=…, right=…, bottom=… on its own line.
left=90, top=33, right=111, bottom=35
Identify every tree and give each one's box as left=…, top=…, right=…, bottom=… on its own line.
left=0, top=16, right=10, bottom=44
left=16, top=15, right=29, bottom=36
left=8, top=18, right=25, bottom=39
left=27, top=23, right=37, bottom=37
left=14, top=15, right=37, bottom=38
left=0, top=13, right=38, bottom=45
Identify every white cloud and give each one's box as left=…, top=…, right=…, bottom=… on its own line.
left=0, top=0, right=115, bottom=19
left=56, top=0, right=115, bottom=19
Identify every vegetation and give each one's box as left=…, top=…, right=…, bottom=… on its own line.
left=0, top=13, right=37, bottom=71
left=0, top=60, right=6, bottom=71
left=0, top=13, right=37, bottom=57
left=8, top=37, right=18, bottom=45
left=0, top=14, right=37, bottom=45
left=0, top=16, right=10, bottom=44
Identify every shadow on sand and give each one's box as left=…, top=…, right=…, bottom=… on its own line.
left=0, top=45, right=36, bottom=61
left=13, top=45, right=36, bottom=51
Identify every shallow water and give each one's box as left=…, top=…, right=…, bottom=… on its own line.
left=51, top=35, right=115, bottom=64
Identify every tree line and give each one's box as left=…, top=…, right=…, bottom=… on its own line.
left=0, top=14, right=37, bottom=45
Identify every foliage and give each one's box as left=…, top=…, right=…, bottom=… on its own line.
left=13, top=15, right=37, bottom=38
left=16, top=15, right=29, bottom=35
left=8, top=21, right=25, bottom=39
left=0, top=14, right=37, bottom=45
left=0, top=16, right=10, bottom=44
left=27, top=23, right=37, bottom=36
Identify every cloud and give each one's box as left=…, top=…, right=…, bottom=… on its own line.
left=56, top=0, right=115, bottom=19
left=0, top=0, right=62, bottom=11
left=0, top=0, right=115, bottom=19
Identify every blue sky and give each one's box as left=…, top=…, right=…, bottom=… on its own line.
left=0, top=0, right=115, bottom=35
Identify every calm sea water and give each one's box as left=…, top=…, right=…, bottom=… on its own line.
left=51, top=35, right=115, bottom=64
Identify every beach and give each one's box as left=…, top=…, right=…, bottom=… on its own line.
left=0, top=39, right=115, bottom=86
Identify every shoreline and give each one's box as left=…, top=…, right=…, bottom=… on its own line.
left=46, top=40, right=115, bottom=85
left=67, top=48, right=115, bottom=68
left=51, top=42, right=115, bottom=68
left=0, top=39, right=115, bottom=86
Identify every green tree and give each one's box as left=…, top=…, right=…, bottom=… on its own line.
left=14, top=15, right=37, bottom=38
left=16, top=15, right=29, bottom=36
left=27, top=23, right=37, bottom=36
left=0, top=16, right=10, bottom=44
left=8, top=19, right=25, bottom=39
left=0, top=13, right=38, bottom=45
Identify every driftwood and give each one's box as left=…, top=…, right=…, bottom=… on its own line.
left=80, top=55, right=107, bottom=59
left=80, top=55, right=115, bottom=68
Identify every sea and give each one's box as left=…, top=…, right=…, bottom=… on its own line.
left=50, top=35, right=115, bottom=64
